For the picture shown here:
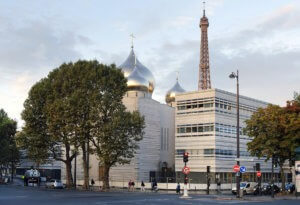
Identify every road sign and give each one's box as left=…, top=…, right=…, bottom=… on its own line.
left=182, top=166, right=190, bottom=175
left=240, top=166, right=246, bottom=173
left=257, top=171, right=261, bottom=177
left=233, top=165, right=240, bottom=172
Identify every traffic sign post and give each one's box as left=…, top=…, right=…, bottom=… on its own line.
left=181, top=152, right=190, bottom=198
left=233, top=165, right=240, bottom=173
left=257, top=171, right=261, bottom=177
left=240, top=166, right=246, bottom=173
left=182, top=166, right=190, bottom=175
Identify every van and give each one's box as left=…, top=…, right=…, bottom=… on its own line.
left=232, top=182, right=258, bottom=195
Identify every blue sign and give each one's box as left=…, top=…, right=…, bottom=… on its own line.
left=240, top=166, right=246, bottom=173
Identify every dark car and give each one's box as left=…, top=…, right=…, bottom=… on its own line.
left=262, top=184, right=280, bottom=195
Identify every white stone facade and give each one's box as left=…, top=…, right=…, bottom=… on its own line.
left=62, top=90, right=175, bottom=184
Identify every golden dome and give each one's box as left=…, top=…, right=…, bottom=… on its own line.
left=127, top=66, right=149, bottom=92
left=165, top=79, right=186, bottom=103
left=119, top=48, right=155, bottom=93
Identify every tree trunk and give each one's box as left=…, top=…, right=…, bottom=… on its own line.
left=81, top=143, right=89, bottom=190
left=102, top=163, right=110, bottom=191
left=280, top=165, right=285, bottom=191
left=65, top=160, right=73, bottom=188
left=64, top=144, right=74, bottom=188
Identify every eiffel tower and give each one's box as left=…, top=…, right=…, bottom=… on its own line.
left=198, top=1, right=211, bottom=90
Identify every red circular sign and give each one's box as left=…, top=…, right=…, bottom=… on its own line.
left=256, top=171, right=261, bottom=177
left=182, top=166, right=190, bottom=175
left=233, top=165, right=240, bottom=172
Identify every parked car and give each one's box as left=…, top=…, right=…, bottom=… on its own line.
left=232, top=182, right=258, bottom=195
left=262, top=184, right=280, bottom=195
left=285, top=183, right=295, bottom=193
left=45, top=179, right=64, bottom=189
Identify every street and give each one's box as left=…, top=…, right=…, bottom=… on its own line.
left=0, top=185, right=299, bottom=205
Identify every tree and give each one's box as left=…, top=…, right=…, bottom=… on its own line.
left=91, top=109, right=144, bottom=190
left=245, top=102, right=300, bottom=190
left=0, top=109, right=19, bottom=181
left=20, top=74, right=78, bottom=188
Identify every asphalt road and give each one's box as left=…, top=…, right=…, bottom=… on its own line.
left=0, top=185, right=299, bottom=205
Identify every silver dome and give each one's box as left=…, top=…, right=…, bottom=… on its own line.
left=127, top=66, right=149, bottom=92
left=119, top=48, right=155, bottom=93
left=165, top=79, right=186, bottom=103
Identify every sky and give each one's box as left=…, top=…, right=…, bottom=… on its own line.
left=0, top=0, right=300, bottom=127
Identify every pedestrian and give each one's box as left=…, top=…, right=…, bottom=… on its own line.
left=217, top=179, right=221, bottom=194
left=141, top=181, right=145, bottom=192
left=128, top=180, right=132, bottom=191
left=152, top=179, right=158, bottom=192
left=176, top=183, right=180, bottom=194
left=131, top=181, right=135, bottom=191
left=91, top=178, right=95, bottom=190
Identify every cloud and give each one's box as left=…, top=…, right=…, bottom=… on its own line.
left=151, top=3, right=300, bottom=106
left=0, top=17, right=92, bottom=127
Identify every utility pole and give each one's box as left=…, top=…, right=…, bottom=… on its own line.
left=74, top=153, right=77, bottom=189
left=271, top=156, right=274, bottom=198
left=207, top=166, right=210, bottom=194
left=229, top=70, right=240, bottom=198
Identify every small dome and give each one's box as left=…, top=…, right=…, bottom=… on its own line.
left=119, top=48, right=155, bottom=93
left=127, top=66, right=149, bottom=92
left=165, top=80, right=186, bottom=104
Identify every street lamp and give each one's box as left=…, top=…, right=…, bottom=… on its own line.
left=229, top=70, right=240, bottom=198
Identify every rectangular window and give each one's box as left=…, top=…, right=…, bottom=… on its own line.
left=204, top=126, right=210, bottom=132
left=160, top=128, right=163, bottom=150
left=186, top=127, right=191, bottom=133
left=198, top=127, right=203, bottom=132
left=192, top=127, right=197, bottom=132
left=215, top=103, right=219, bottom=107
left=204, top=149, right=214, bottom=155
left=167, top=128, right=169, bottom=151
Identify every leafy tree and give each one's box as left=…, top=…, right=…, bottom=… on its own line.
left=20, top=75, right=77, bottom=188
left=245, top=101, right=300, bottom=190
left=0, top=109, right=19, bottom=180
left=91, top=109, right=144, bottom=190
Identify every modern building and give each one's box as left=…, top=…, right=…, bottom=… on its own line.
left=172, top=89, right=278, bottom=183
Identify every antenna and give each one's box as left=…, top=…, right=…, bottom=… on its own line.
left=203, top=1, right=206, bottom=16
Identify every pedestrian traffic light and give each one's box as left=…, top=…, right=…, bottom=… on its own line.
left=183, top=152, right=189, bottom=163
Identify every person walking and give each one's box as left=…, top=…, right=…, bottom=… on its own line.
left=176, top=183, right=180, bottom=194
left=128, top=180, right=132, bottom=191
left=141, top=181, right=145, bottom=192
left=91, top=179, right=95, bottom=190
left=217, top=179, right=221, bottom=194
left=131, top=181, right=135, bottom=191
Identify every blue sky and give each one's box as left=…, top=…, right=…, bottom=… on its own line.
left=0, top=0, right=299, bottom=126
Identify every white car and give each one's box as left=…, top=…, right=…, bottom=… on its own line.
left=46, top=179, right=64, bottom=189
left=232, top=182, right=257, bottom=195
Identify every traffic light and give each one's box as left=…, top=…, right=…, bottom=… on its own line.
left=184, top=177, right=188, bottom=184
left=256, top=163, right=260, bottom=171
left=183, top=152, right=189, bottom=163
left=207, top=166, right=210, bottom=173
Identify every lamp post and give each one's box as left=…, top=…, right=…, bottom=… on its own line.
left=229, top=70, right=240, bottom=198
